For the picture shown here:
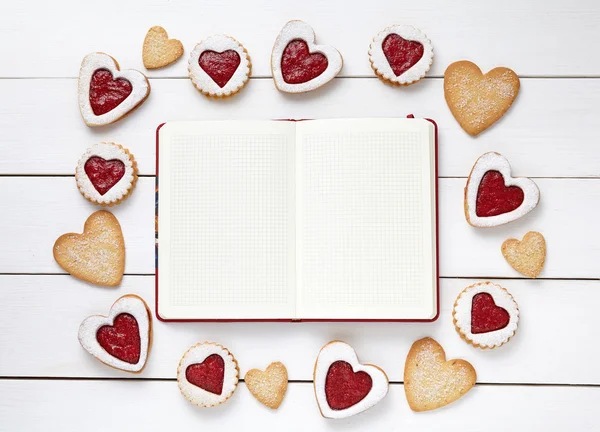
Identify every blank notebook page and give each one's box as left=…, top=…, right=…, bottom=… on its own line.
left=157, top=121, right=296, bottom=320
left=295, top=119, right=437, bottom=319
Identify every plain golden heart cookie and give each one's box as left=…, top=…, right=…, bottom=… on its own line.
left=53, top=210, right=125, bottom=286
left=404, top=337, right=476, bottom=412
left=444, top=61, right=520, bottom=136
left=143, top=26, right=184, bottom=69
left=502, top=231, right=546, bottom=278
left=245, top=362, right=288, bottom=409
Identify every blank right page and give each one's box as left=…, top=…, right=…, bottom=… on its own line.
left=295, top=118, right=437, bottom=320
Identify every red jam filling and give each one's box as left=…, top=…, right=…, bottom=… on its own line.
left=198, top=50, right=241, bottom=88
left=471, top=292, right=510, bottom=334
left=84, top=156, right=126, bottom=196
left=89, top=69, right=132, bottom=116
left=382, top=34, right=424, bottom=77
left=281, top=39, right=328, bottom=84
left=325, top=360, right=373, bottom=410
left=186, top=354, right=225, bottom=395
left=476, top=170, right=525, bottom=217
left=96, top=313, right=141, bottom=364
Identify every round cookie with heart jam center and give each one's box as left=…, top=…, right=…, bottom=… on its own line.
left=271, top=20, right=343, bottom=93
left=78, top=294, right=152, bottom=373
left=76, top=142, right=137, bottom=206
left=369, top=24, right=433, bottom=86
left=453, top=282, right=519, bottom=349
left=188, top=35, right=251, bottom=98
left=465, top=152, right=540, bottom=227
left=177, top=342, right=239, bottom=407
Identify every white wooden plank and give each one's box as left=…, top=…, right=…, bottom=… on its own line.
left=0, top=177, right=597, bottom=278
left=2, top=0, right=600, bottom=78
left=1, top=275, right=598, bottom=384
left=1, top=78, right=600, bottom=177
left=1, top=380, right=599, bottom=432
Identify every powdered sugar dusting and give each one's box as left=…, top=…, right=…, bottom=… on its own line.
left=405, top=338, right=475, bottom=411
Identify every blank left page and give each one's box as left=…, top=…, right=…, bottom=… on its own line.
left=157, top=121, right=296, bottom=320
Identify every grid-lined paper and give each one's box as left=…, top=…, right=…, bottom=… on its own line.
left=157, top=121, right=296, bottom=319
left=296, top=119, right=436, bottom=319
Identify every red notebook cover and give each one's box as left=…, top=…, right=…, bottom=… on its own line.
left=155, top=116, right=439, bottom=322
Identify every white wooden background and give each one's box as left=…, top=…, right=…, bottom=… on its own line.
left=1, top=0, right=600, bottom=430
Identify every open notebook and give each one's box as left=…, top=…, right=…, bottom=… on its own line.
left=156, top=118, right=438, bottom=321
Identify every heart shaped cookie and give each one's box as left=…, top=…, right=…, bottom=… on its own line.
left=453, top=282, right=519, bottom=349
left=245, top=362, right=288, bottom=409
left=272, top=20, right=343, bottom=93
left=53, top=210, right=125, bottom=286
left=404, top=337, right=476, bottom=412
left=369, top=25, right=433, bottom=86
left=188, top=35, right=251, bottom=98
left=142, top=26, right=184, bottom=69
left=177, top=342, right=239, bottom=407
left=444, top=60, right=520, bottom=136
left=465, top=152, right=540, bottom=227
left=502, top=231, right=546, bottom=278
left=75, top=143, right=138, bottom=206
left=78, top=52, right=150, bottom=127
left=314, top=341, right=388, bottom=419
left=78, top=294, right=152, bottom=372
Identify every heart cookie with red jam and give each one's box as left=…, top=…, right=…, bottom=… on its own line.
left=177, top=342, right=239, bottom=407
left=78, top=53, right=150, bottom=127
left=271, top=20, right=343, bottom=93
left=75, top=143, right=138, bottom=206
left=404, top=337, right=476, bottom=412
left=53, top=210, right=125, bottom=286
left=314, top=341, right=388, bottom=419
left=188, top=35, right=251, bottom=98
left=444, top=60, right=520, bottom=136
left=78, top=294, right=152, bottom=372
left=369, top=25, right=433, bottom=86
left=453, top=282, right=519, bottom=349
left=465, top=152, right=540, bottom=227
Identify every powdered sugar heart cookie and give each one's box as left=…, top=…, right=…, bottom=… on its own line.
left=245, top=362, right=288, bottom=410
left=369, top=25, right=433, bottom=86
left=53, top=210, right=125, bottom=286
left=444, top=60, right=520, bottom=136
left=177, top=342, right=239, bottom=407
left=78, top=294, right=152, bottom=372
left=188, top=35, right=251, bottom=98
left=465, top=152, right=540, bottom=227
left=143, top=26, right=184, bottom=69
left=502, top=231, right=546, bottom=278
left=404, top=337, right=476, bottom=412
left=272, top=20, right=343, bottom=93
left=75, top=142, right=137, bottom=206
left=453, top=282, right=519, bottom=349
left=78, top=52, right=150, bottom=127
left=314, top=341, right=388, bottom=419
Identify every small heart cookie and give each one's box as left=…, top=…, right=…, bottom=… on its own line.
left=453, top=282, right=519, bottom=349
left=502, top=231, right=546, bottom=278
left=142, top=26, right=184, bottom=69
left=245, top=362, right=288, bottom=409
left=314, top=341, right=388, bottom=419
left=177, top=342, right=239, bottom=407
left=75, top=142, right=138, bottom=206
left=272, top=20, right=343, bottom=93
left=369, top=25, right=433, bottom=86
left=188, top=35, right=251, bottom=98
left=444, top=60, right=520, bottom=136
left=53, top=210, right=125, bottom=286
left=404, top=337, right=476, bottom=412
left=78, top=294, right=152, bottom=372
left=465, top=152, right=540, bottom=227
left=78, top=52, right=150, bottom=127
